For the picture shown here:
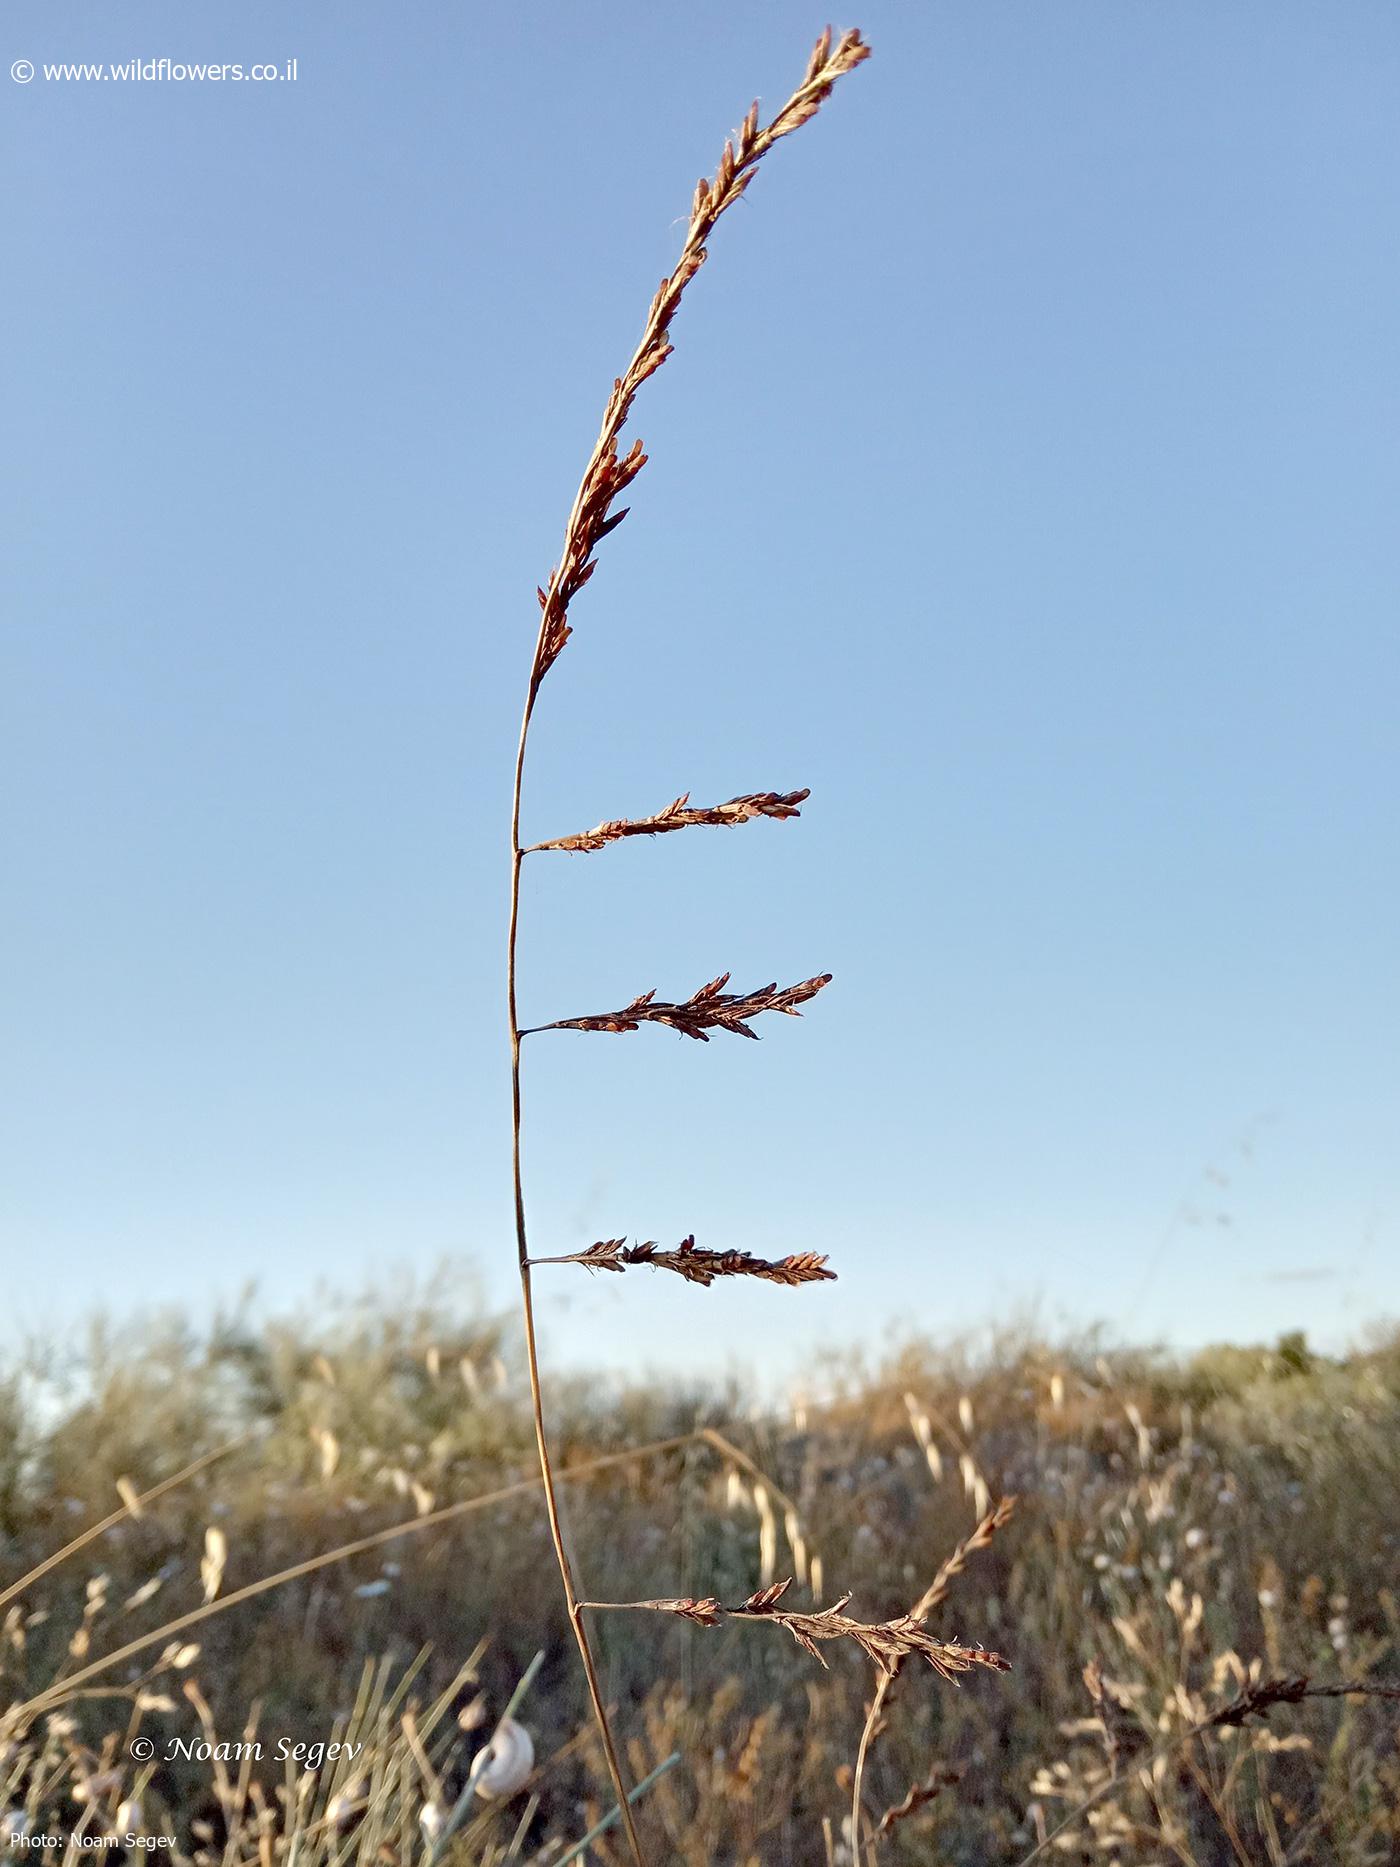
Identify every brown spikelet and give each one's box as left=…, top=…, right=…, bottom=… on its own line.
left=911, top=1494, right=1017, bottom=1622
left=528, top=971, right=831, bottom=1041
left=530, top=29, right=870, bottom=689
left=1206, top=1676, right=1400, bottom=1728
left=878, top=1767, right=962, bottom=1838
left=637, top=1596, right=723, bottom=1628
left=584, top=1579, right=1009, bottom=1684
left=850, top=1495, right=1017, bottom=1850
left=735, top=1578, right=1009, bottom=1682
left=527, top=788, right=810, bottom=854
left=535, top=1235, right=836, bottom=1289
left=1207, top=1675, right=1313, bottom=1727
left=502, top=36, right=870, bottom=1864
left=1083, top=1658, right=1150, bottom=1770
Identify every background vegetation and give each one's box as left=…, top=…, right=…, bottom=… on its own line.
left=2, top=1290, right=1397, bottom=1863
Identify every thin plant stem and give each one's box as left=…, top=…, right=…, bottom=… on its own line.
left=696, top=1425, right=812, bottom=1545
left=0, top=1434, right=247, bottom=1614
left=1013, top=1680, right=1400, bottom=1867
left=502, top=34, right=869, bottom=1862
left=850, top=1496, right=1014, bottom=1864
left=850, top=1698, right=884, bottom=1867
left=427, top=1648, right=545, bottom=1861
left=508, top=695, right=643, bottom=1864
left=10, top=1431, right=706, bottom=1729
left=550, top=1752, right=683, bottom=1867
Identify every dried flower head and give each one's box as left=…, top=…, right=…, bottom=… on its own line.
left=878, top=1767, right=962, bottom=1837
left=1083, top=1658, right=1150, bottom=1770
left=528, top=789, right=810, bottom=855
left=1208, top=1675, right=1313, bottom=1727
left=502, top=31, right=871, bottom=1864
left=591, top=1579, right=1009, bottom=1684
left=536, top=1235, right=835, bottom=1288
left=530, top=28, right=871, bottom=691
left=528, top=971, right=831, bottom=1041
left=911, top=1495, right=1017, bottom=1622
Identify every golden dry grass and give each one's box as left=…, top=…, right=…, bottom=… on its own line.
left=2, top=1305, right=1397, bottom=1862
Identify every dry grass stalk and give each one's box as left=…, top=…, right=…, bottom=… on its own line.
left=1016, top=1672, right=1400, bottom=1867
left=1208, top=1674, right=1400, bottom=1725
left=877, top=1766, right=962, bottom=1837
left=527, top=971, right=832, bottom=1041
left=0, top=1438, right=245, bottom=1617
left=850, top=1496, right=1016, bottom=1865
left=528, top=29, right=871, bottom=694
left=697, top=1425, right=826, bottom=1600
left=532, top=1235, right=835, bottom=1288
left=1082, top=1657, right=1149, bottom=1773
left=580, top=1579, right=1010, bottom=1683
left=7, top=1430, right=744, bottom=1732
left=910, top=1493, right=1017, bottom=1622
left=504, top=30, right=868, bottom=1863
left=526, top=788, right=809, bottom=854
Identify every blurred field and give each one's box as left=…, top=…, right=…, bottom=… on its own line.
left=2, top=1291, right=1397, bottom=1864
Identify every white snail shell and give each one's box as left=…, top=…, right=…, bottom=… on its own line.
left=470, top=1718, right=534, bottom=1799
left=116, top=1800, right=143, bottom=1834
left=418, top=1800, right=445, bottom=1842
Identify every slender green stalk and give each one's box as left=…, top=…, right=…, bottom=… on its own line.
left=551, top=1753, right=683, bottom=1867
left=426, top=1649, right=545, bottom=1860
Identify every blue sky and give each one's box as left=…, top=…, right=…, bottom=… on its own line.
left=4, top=1, right=1397, bottom=1379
